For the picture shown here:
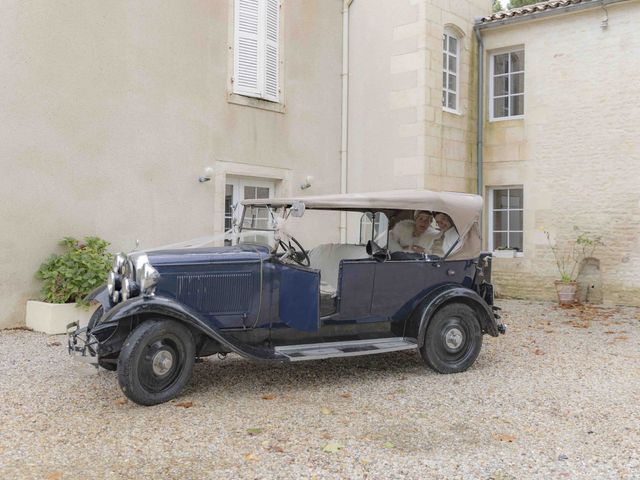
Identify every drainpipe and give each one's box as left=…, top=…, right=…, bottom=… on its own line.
left=339, top=0, right=353, bottom=243
left=474, top=25, right=484, bottom=233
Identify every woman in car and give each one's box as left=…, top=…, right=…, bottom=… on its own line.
left=434, top=212, right=460, bottom=255
left=388, top=210, right=439, bottom=253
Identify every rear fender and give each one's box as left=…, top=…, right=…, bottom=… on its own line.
left=98, top=296, right=283, bottom=361
left=410, top=285, right=499, bottom=346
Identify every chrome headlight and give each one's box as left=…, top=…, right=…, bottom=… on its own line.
left=113, top=253, right=127, bottom=275
left=121, top=276, right=131, bottom=301
left=139, top=263, right=160, bottom=295
left=129, top=252, right=160, bottom=296
left=106, top=270, right=120, bottom=296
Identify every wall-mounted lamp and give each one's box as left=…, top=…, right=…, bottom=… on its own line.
left=300, top=175, right=313, bottom=190
left=198, top=166, right=214, bottom=183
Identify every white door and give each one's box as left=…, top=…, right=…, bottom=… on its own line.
left=224, top=178, right=275, bottom=244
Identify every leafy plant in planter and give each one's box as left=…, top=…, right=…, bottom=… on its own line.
left=544, top=228, right=603, bottom=304
left=36, top=236, right=113, bottom=305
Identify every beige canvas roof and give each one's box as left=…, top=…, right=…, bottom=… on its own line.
left=243, top=189, right=483, bottom=236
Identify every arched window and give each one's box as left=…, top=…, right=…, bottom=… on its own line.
left=442, top=27, right=461, bottom=113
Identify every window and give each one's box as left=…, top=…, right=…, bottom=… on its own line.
left=233, top=0, right=280, bottom=102
left=442, top=29, right=459, bottom=112
left=489, top=187, right=523, bottom=253
left=490, top=49, right=524, bottom=120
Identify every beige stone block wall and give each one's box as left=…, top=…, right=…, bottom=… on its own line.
left=347, top=0, right=423, bottom=201
left=481, top=2, right=640, bottom=305
left=422, top=0, right=488, bottom=193
left=0, top=0, right=344, bottom=328
left=347, top=0, right=490, bottom=202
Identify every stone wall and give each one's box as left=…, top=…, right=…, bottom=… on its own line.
left=346, top=0, right=490, bottom=241
left=481, top=2, right=640, bottom=305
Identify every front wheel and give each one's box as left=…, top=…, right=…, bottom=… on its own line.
left=117, top=319, right=195, bottom=406
left=420, top=303, right=483, bottom=374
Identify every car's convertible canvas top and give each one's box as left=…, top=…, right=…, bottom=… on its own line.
left=244, top=190, right=483, bottom=259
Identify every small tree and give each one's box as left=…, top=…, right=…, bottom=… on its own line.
left=492, top=0, right=503, bottom=13
left=544, top=228, right=604, bottom=283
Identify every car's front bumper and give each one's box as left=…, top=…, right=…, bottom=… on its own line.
left=67, top=322, right=99, bottom=365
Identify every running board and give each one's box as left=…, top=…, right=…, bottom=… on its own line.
left=275, top=337, right=417, bottom=362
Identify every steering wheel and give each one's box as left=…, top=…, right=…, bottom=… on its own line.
left=277, top=236, right=310, bottom=267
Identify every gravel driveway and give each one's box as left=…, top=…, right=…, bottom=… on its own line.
left=1, top=299, right=639, bottom=479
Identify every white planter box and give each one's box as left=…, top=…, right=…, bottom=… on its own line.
left=26, top=301, right=99, bottom=335
left=493, top=250, right=517, bottom=258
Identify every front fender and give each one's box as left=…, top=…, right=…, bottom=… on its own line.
left=412, top=284, right=499, bottom=347
left=100, top=295, right=284, bottom=362
left=85, top=284, right=112, bottom=312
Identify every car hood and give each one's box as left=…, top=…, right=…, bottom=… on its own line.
left=146, top=244, right=272, bottom=266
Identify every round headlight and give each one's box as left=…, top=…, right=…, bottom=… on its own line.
left=121, top=277, right=131, bottom=301
left=139, top=263, right=160, bottom=295
left=121, top=277, right=141, bottom=302
left=111, top=289, right=120, bottom=304
left=113, top=253, right=127, bottom=275
left=106, top=271, right=121, bottom=296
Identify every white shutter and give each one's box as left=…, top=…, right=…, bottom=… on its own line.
left=263, top=0, right=280, bottom=102
left=234, top=0, right=261, bottom=97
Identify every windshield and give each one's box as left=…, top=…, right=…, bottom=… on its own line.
left=237, top=205, right=341, bottom=251
left=241, top=205, right=279, bottom=231
left=236, top=205, right=282, bottom=248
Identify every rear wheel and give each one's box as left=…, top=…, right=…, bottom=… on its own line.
left=420, top=303, right=483, bottom=373
left=117, top=319, right=195, bottom=406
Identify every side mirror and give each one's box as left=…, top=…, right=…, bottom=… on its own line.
left=290, top=201, right=306, bottom=218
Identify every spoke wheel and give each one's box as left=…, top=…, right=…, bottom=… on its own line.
left=118, top=319, right=195, bottom=406
left=420, top=303, right=483, bottom=374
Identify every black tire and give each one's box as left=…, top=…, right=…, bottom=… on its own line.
left=420, top=303, right=483, bottom=374
left=117, top=319, right=195, bottom=406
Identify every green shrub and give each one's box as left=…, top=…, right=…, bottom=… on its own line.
left=36, top=236, right=113, bottom=305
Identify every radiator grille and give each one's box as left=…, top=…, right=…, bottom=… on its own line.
left=176, top=272, right=252, bottom=313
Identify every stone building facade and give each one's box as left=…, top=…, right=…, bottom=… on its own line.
left=477, top=0, right=640, bottom=305
left=345, top=0, right=640, bottom=305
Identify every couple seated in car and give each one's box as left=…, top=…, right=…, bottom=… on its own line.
left=388, top=210, right=459, bottom=256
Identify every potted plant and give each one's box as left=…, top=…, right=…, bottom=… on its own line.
left=545, top=228, right=603, bottom=305
left=26, top=237, right=113, bottom=334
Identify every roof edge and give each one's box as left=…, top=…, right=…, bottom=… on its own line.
left=476, top=0, right=633, bottom=29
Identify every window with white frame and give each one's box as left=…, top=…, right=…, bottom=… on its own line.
left=490, top=49, right=524, bottom=120
left=489, top=187, right=523, bottom=252
left=233, top=0, right=280, bottom=102
left=442, top=29, right=459, bottom=112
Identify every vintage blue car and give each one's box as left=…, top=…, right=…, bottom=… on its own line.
left=68, top=190, right=505, bottom=405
